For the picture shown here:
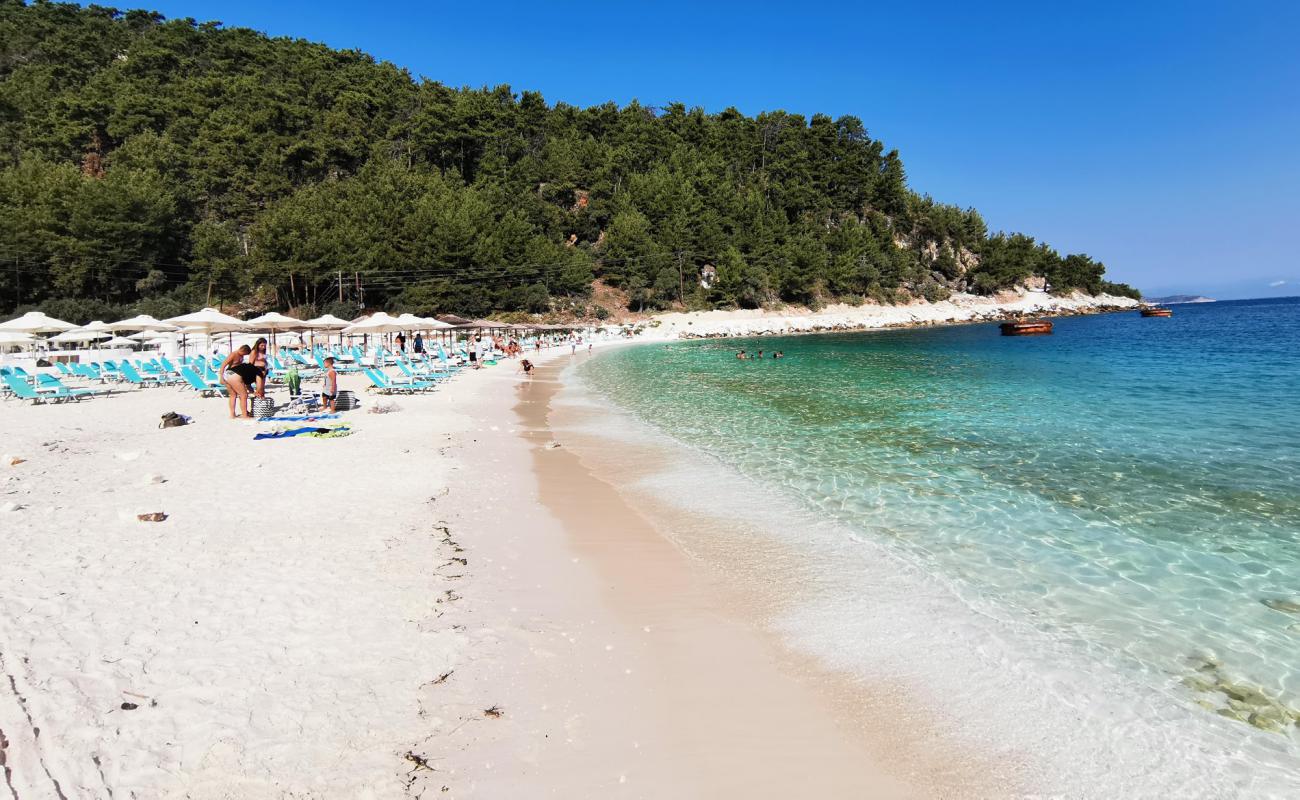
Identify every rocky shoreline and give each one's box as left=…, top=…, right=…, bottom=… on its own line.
left=646, top=291, right=1140, bottom=340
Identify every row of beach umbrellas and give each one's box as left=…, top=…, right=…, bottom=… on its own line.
left=0, top=308, right=582, bottom=349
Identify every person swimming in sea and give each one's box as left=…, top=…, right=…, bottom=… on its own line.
left=757, top=350, right=764, bottom=359
left=774, top=351, right=784, bottom=359
left=736, top=350, right=747, bottom=360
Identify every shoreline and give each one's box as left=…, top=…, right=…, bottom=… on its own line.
left=640, top=290, right=1139, bottom=340
left=7, top=313, right=1293, bottom=796
left=518, top=352, right=1008, bottom=796
left=419, top=349, right=1001, bottom=796
left=545, top=330, right=1300, bottom=798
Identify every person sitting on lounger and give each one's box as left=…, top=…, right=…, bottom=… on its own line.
left=219, top=345, right=256, bottom=419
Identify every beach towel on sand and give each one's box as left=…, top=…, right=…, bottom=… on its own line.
left=253, top=425, right=351, bottom=441
left=255, top=413, right=340, bottom=423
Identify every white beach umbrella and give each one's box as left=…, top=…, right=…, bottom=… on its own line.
left=421, top=317, right=454, bottom=330
left=164, top=307, right=248, bottom=333
left=103, top=335, right=135, bottom=347
left=0, top=310, right=77, bottom=333
left=394, top=313, right=441, bottom=331
left=81, top=320, right=112, bottom=333
left=246, top=311, right=307, bottom=331
left=0, top=331, right=36, bottom=346
left=50, top=327, right=111, bottom=343
left=304, top=314, right=350, bottom=329
left=299, top=313, right=351, bottom=346
left=106, top=314, right=178, bottom=333
left=165, top=307, right=249, bottom=353
left=342, top=311, right=405, bottom=334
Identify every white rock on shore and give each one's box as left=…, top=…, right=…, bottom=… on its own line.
left=644, top=290, right=1139, bottom=339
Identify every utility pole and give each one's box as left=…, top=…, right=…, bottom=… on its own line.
left=338, top=270, right=343, bottom=303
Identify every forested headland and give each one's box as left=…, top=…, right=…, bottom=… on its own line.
left=0, top=0, right=1140, bottom=323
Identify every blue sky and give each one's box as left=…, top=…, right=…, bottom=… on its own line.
left=130, top=0, right=1298, bottom=298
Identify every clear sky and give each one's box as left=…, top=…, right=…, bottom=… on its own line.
left=125, top=0, right=1298, bottom=298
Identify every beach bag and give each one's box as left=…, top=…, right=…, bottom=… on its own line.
left=159, top=411, right=191, bottom=429
left=252, top=397, right=275, bottom=419
left=335, top=390, right=359, bottom=411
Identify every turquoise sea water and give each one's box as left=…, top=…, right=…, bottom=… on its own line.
left=578, top=298, right=1300, bottom=766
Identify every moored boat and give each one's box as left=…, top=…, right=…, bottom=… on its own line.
left=1000, top=319, right=1053, bottom=336
left=1140, top=306, right=1173, bottom=317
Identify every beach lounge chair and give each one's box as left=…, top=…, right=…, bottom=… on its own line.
left=139, top=360, right=179, bottom=384
left=3, top=374, right=84, bottom=403
left=181, top=366, right=228, bottom=397
left=365, top=368, right=435, bottom=394
left=159, top=356, right=185, bottom=377
left=363, top=368, right=402, bottom=394
left=318, top=352, right=360, bottom=373
left=117, top=361, right=162, bottom=387
left=396, top=360, right=446, bottom=384
left=71, top=362, right=102, bottom=382
left=35, top=374, right=103, bottom=398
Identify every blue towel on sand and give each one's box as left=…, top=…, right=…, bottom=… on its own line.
left=254, top=425, right=349, bottom=441
left=256, top=414, right=340, bottom=423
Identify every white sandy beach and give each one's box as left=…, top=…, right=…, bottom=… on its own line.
left=0, top=346, right=1000, bottom=798
left=0, top=296, right=1143, bottom=798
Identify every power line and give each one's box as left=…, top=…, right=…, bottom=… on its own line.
left=0, top=250, right=704, bottom=284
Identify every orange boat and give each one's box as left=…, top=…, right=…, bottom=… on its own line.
left=1000, top=319, right=1053, bottom=336
left=1140, top=306, right=1173, bottom=317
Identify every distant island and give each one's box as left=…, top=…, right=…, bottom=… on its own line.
left=1144, top=295, right=1215, bottom=304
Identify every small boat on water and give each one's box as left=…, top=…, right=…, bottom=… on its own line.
left=1000, top=319, right=1053, bottom=336
left=1140, top=306, right=1173, bottom=317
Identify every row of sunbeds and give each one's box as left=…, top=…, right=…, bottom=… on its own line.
left=1, top=346, right=482, bottom=405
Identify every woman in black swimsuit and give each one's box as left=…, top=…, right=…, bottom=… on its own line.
left=249, top=337, right=271, bottom=398
left=219, top=345, right=256, bottom=419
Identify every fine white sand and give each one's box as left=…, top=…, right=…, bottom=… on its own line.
left=0, top=372, right=480, bottom=797
left=3, top=293, right=1137, bottom=797
left=0, top=346, right=956, bottom=798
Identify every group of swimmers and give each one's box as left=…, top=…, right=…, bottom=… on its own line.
left=735, top=349, right=785, bottom=360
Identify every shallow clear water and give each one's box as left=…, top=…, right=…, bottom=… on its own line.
left=579, top=298, right=1300, bottom=744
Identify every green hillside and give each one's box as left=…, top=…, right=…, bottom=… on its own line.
left=0, top=0, right=1138, bottom=322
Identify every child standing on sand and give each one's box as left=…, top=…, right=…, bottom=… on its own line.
left=321, top=357, right=338, bottom=413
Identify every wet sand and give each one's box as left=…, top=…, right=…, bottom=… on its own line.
left=434, top=349, right=1014, bottom=797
